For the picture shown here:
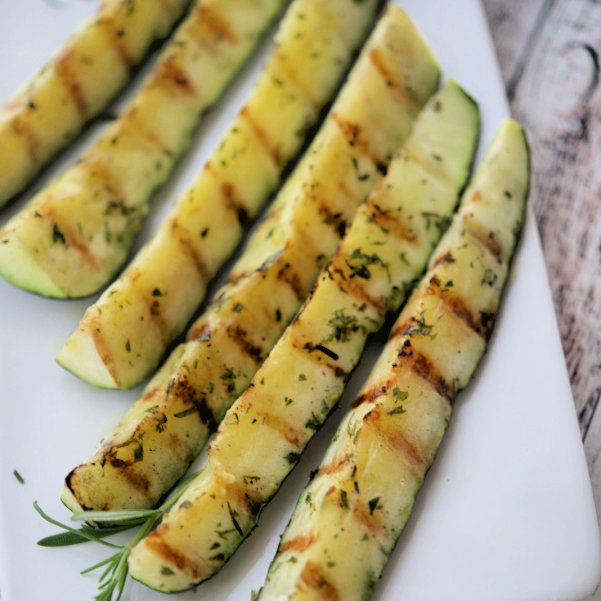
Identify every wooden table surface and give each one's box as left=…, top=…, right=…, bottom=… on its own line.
left=482, top=1, right=601, bottom=598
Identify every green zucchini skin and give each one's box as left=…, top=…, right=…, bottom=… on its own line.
left=0, top=0, right=192, bottom=208
left=55, top=0, right=385, bottom=391
left=126, top=80, right=480, bottom=593
left=61, top=1, right=440, bottom=515
left=257, top=120, right=530, bottom=601
left=0, top=0, right=289, bottom=299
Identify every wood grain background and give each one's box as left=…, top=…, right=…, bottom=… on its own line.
left=482, top=1, right=601, bottom=598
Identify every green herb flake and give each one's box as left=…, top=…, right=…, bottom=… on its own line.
left=481, top=268, right=498, bottom=286
left=52, top=223, right=66, bottom=245
left=339, top=489, right=349, bottom=509
left=392, top=387, right=408, bottom=401
left=125, top=339, right=131, bottom=353
left=368, top=497, right=381, bottom=515
left=298, top=373, right=307, bottom=381
left=174, top=407, right=197, bottom=418
left=284, top=396, right=294, bottom=406
left=13, top=469, right=25, bottom=484
left=161, top=566, right=175, bottom=576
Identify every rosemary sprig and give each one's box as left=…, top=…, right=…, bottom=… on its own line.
left=34, top=471, right=200, bottom=600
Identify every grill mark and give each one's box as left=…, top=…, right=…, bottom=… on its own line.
left=277, top=261, right=307, bottom=302
left=203, top=162, right=252, bottom=228
left=226, top=324, right=266, bottom=364
left=45, top=209, right=100, bottom=270
left=89, top=315, right=120, bottom=386
left=96, top=16, right=135, bottom=69
left=369, top=47, right=420, bottom=105
left=144, top=531, right=201, bottom=576
left=365, top=202, right=417, bottom=243
left=365, top=406, right=427, bottom=474
left=197, top=4, right=238, bottom=44
left=64, top=470, right=94, bottom=511
left=11, top=116, right=41, bottom=161
left=115, top=464, right=151, bottom=494
left=393, top=342, right=454, bottom=403
left=427, top=279, right=487, bottom=338
left=326, top=262, right=386, bottom=315
left=300, top=561, right=341, bottom=601
left=120, top=107, right=169, bottom=152
left=463, top=216, right=503, bottom=259
left=291, top=339, right=347, bottom=379
left=431, top=251, right=455, bottom=268
left=170, top=218, right=211, bottom=282
left=240, top=106, right=283, bottom=167
left=280, top=533, right=318, bottom=554
left=255, top=410, right=303, bottom=447
left=317, top=454, right=351, bottom=478
left=332, top=113, right=380, bottom=166
left=352, top=381, right=391, bottom=408
left=187, top=319, right=211, bottom=342
left=55, top=46, right=89, bottom=116
left=156, top=59, right=197, bottom=96
left=272, top=51, right=319, bottom=108
left=169, top=374, right=219, bottom=432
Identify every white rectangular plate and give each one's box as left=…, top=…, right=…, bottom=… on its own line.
left=0, top=1, right=599, bottom=600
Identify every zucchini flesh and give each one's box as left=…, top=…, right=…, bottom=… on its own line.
left=126, top=81, right=480, bottom=593
left=0, top=0, right=191, bottom=207
left=60, top=4, right=440, bottom=514
left=0, top=0, right=289, bottom=298
left=55, top=0, right=382, bottom=389
left=257, top=120, right=530, bottom=601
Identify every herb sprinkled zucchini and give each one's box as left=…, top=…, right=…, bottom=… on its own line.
left=126, top=81, right=480, bottom=593
left=61, top=5, right=440, bottom=515
left=257, top=120, right=529, bottom=601
left=0, top=0, right=191, bottom=207
left=55, top=0, right=383, bottom=388
left=0, top=0, right=290, bottom=298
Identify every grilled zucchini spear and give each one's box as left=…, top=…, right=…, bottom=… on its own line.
left=0, top=0, right=289, bottom=298
left=55, top=0, right=382, bottom=388
left=0, top=0, right=191, bottom=207
left=127, top=81, right=480, bottom=593
left=61, top=5, right=440, bottom=514
left=257, top=120, right=529, bottom=601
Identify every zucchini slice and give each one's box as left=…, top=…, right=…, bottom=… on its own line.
left=126, top=81, right=480, bottom=593
left=257, top=120, right=530, bottom=601
left=61, top=5, right=440, bottom=514
left=0, top=0, right=191, bottom=207
left=55, top=0, right=383, bottom=387
left=0, top=0, right=290, bottom=298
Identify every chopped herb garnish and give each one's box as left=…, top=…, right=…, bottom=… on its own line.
left=339, top=489, right=349, bottom=509
left=13, top=469, right=25, bottom=484
left=346, top=248, right=390, bottom=281
left=125, top=339, right=131, bottom=353
left=402, top=311, right=433, bottom=337
left=327, top=308, right=365, bottom=343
